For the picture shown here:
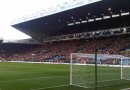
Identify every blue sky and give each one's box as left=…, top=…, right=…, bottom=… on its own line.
left=0, top=0, right=72, bottom=40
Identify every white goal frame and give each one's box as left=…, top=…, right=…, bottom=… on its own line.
left=70, top=53, right=130, bottom=88
left=121, top=57, right=130, bottom=80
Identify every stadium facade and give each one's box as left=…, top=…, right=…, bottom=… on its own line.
left=11, top=0, right=130, bottom=43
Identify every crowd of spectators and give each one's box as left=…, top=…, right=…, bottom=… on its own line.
left=0, top=35, right=130, bottom=65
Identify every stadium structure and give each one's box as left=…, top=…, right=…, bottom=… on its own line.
left=11, top=0, right=130, bottom=42
left=0, top=0, right=130, bottom=90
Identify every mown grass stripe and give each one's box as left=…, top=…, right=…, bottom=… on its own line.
left=31, top=85, right=70, bottom=90
left=0, top=75, right=69, bottom=82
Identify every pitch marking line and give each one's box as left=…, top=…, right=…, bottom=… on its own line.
left=121, top=88, right=130, bottom=90
left=31, top=85, right=70, bottom=90
left=0, top=75, right=69, bottom=82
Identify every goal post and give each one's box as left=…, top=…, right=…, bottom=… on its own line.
left=70, top=53, right=96, bottom=88
left=70, top=53, right=73, bottom=85
left=70, top=53, right=130, bottom=88
left=121, top=58, right=130, bottom=80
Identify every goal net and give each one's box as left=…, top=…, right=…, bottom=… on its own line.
left=70, top=53, right=95, bottom=88
left=121, top=58, right=130, bottom=80
left=70, top=53, right=130, bottom=88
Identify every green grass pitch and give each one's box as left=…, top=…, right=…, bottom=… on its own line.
left=0, top=62, right=130, bottom=90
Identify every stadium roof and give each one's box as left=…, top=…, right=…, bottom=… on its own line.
left=12, top=0, right=130, bottom=42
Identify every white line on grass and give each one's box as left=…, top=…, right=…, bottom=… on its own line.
left=121, top=88, right=130, bottom=90
left=31, top=85, right=70, bottom=90
left=0, top=75, right=69, bottom=83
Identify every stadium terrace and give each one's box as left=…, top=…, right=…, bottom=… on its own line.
left=0, top=0, right=130, bottom=90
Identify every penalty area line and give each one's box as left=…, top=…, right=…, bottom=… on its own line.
left=0, top=75, right=69, bottom=83
left=31, top=85, right=70, bottom=90
left=121, top=88, right=130, bottom=90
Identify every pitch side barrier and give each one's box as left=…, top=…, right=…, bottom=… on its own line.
left=6, top=61, right=130, bottom=68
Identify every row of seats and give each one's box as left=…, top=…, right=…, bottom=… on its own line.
left=0, top=35, right=130, bottom=63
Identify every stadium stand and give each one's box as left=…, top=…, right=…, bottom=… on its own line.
left=1, top=34, right=130, bottom=64
left=1, top=0, right=130, bottom=65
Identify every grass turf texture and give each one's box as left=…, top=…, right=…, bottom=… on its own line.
left=0, top=62, right=129, bottom=90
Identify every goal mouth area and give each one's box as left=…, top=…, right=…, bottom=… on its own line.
left=121, top=78, right=130, bottom=81
left=71, top=79, right=128, bottom=88
left=121, top=88, right=130, bottom=90
left=70, top=53, right=130, bottom=88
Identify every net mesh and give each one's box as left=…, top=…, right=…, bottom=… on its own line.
left=70, top=53, right=130, bottom=88
left=122, top=59, right=130, bottom=80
